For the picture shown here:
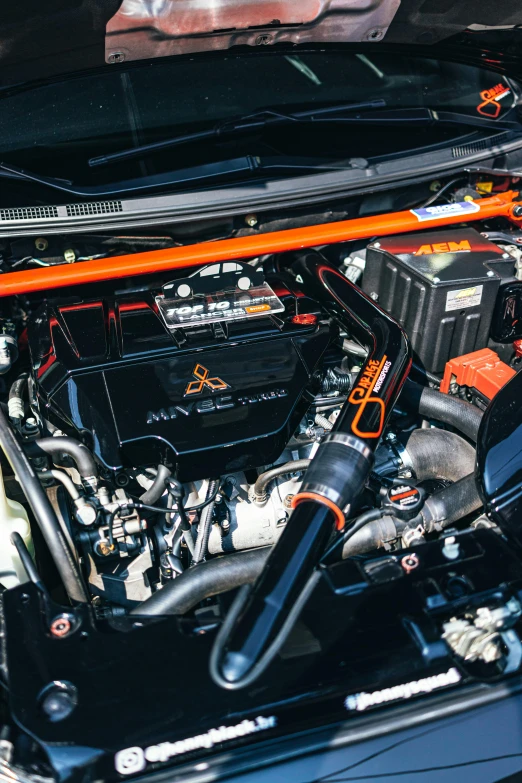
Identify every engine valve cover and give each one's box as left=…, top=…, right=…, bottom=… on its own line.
left=28, top=272, right=329, bottom=479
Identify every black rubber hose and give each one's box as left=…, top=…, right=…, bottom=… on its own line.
left=131, top=548, right=271, bottom=616
left=342, top=514, right=400, bottom=558
left=8, top=373, right=28, bottom=422
left=139, top=464, right=171, bottom=505
left=8, top=374, right=28, bottom=401
left=253, top=459, right=311, bottom=505
left=400, top=380, right=483, bottom=443
left=25, top=437, right=97, bottom=480
left=10, top=531, right=47, bottom=594
left=421, top=473, right=483, bottom=532
left=0, top=407, right=88, bottom=603
left=402, top=429, right=476, bottom=483
left=192, top=480, right=219, bottom=565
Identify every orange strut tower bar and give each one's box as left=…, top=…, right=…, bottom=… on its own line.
left=1, top=190, right=521, bottom=298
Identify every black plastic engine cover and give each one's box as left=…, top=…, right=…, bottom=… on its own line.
left=28, top=288, right=330, bottom=480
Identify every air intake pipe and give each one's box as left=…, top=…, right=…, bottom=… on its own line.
left=209, top=250, right=412, bottom=689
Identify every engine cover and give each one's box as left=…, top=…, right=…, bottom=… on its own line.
left=28, top=279, right=330, bottom=480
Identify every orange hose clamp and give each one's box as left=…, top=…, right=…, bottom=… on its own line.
left=440, top=348, right=516, bottom=400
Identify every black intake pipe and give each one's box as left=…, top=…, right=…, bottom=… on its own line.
left=131, top=548, right=271, bottom=616
left=208, top=250, right=411, bottom=689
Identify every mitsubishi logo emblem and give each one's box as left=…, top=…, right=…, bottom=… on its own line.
left=184, top=364, right=230, bottom=396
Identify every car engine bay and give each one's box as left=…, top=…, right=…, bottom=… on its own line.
left=1, top=175, right=522, bottom=778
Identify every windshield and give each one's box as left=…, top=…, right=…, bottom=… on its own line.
left=0, top=51, right=518, bottom=188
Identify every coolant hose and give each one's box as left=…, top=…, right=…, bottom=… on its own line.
left=402, top=429, right=476, bottom=482
left=421, top=473, right=483, bottom=531
left=25, top=436, right=98, bottom=481
left=401, top=380, right=483, bottom=443
left=131, top=548, right=271, bottom=616
left=0, top=406, right=88, bottom=603
left=8, top=373, right=28, bottom=421
left=253, top=459, right=311, bottom=505
left=209, top=249, right=411, bottom=689
left=342, top=512, right=400, bottom=558
left=139, top=464, right=171, bottom=505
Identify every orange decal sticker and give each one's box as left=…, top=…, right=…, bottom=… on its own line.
left=477, top=83, right=511, bottom=118
left=348, top=355, right=391, bottom=438
left=245, top=304, right=271, bottom=313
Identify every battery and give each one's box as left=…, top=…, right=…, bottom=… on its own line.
left=362, top=227, right=504, bottom=374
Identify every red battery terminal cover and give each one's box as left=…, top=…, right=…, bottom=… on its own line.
left=440, top=348, right=515, bottom=400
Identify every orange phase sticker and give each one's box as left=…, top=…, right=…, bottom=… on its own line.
left=348, top=354, right=392, bottom=438
left=414, top=240, right=471, bottom=255
left=245, top=304, right=271, bottom=313
left=477, top=82, right=511, bottom=118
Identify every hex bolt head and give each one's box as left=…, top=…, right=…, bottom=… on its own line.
left=75, top=502, right=97, bottom=526
left=284, top=494, right=295, bottom=509
left=245, top=213, right=258, bottom=227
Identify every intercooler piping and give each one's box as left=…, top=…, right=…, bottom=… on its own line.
left=208, top=250, right=411, bottom=689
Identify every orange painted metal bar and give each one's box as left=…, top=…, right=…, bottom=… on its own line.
left=1, top=190, right=521, bottom=298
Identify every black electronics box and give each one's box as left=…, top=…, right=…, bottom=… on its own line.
left=362, top=228, right=507, bottom=374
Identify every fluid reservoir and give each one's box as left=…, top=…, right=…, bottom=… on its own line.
left=0, top=464, right=33, bottom=588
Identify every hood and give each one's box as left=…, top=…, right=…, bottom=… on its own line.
left=4, top=0, right=522, bottom=88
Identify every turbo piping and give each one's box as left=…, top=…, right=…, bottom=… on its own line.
left=208, top=249, right=411, bottom=689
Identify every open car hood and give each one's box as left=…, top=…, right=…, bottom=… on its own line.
left=3, top=0, right=522, bottom=88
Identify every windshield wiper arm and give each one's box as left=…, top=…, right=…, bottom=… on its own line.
left=88, top=99, right=387, bottom=169
left=349, top=106, right=520, bottom=131
left=0, top=155, right=358, bottom=198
